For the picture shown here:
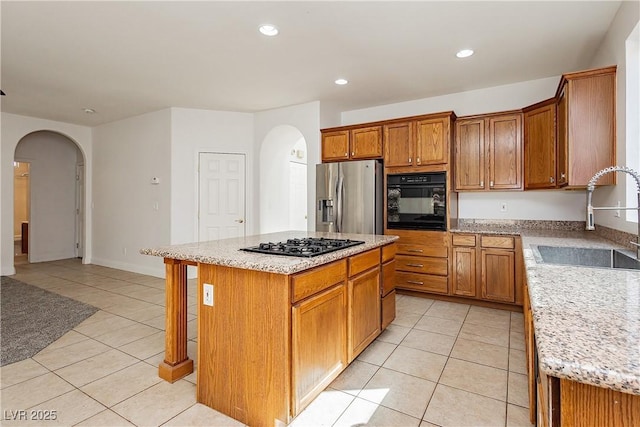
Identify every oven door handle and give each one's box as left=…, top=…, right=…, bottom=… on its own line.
left=336, top=175, right=344, bottom=232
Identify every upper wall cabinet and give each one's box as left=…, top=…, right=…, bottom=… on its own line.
left=556, top=66, right=616, bottom=188
left=524, top=99, right=557, bottom=190
left=321, top=126, right=382, bottom=162
left=454, top=112, right=523, bottom=191
left=383, top=113, right=454, bottom=168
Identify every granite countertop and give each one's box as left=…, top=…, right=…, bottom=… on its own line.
left=454, top=222, right=640, bottom=395
left=140, top=231, right=398, bottom=275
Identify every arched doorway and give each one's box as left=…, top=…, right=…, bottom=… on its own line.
left=259, top=125, right=308, bottom=233
left=14, top=131, right=86, bottom=263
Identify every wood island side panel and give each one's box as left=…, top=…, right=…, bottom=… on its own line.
left=197, top=264, right=291, bottom=427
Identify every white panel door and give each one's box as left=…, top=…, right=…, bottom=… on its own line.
left=198, top=153, right=246, bottom=242
left=289, top=162, right=308, bottom=231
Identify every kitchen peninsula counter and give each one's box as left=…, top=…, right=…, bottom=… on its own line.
left=452, top=222, right=639, bottom=396
left=141, top=231, right=398, bottom=427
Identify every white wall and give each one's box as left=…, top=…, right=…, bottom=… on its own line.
left=259, top=126, right=306, bottom=233
left=0, top=112, right=92, bottom=276
left=15, top=132, right=81, bottom=262
left=254, top=101, right=321, bottom=231
left=170, top=108, right=255, bottom=244
left=92, top=109, right=172, bottom=277
left=588, top=1, right=640, bottom=234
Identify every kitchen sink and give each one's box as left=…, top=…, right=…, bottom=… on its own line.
left=532, top=245, right=640, bottom=270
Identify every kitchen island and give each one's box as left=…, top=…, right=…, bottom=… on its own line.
left=141, top=231, right=398, bottom=427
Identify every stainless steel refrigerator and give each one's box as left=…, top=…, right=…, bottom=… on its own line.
left=316, top=160, right=383, bottom=234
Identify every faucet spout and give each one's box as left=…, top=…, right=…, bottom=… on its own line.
left=585, top=166, right=640, bottom=259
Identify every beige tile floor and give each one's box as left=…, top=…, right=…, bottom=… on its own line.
left=1, top=259, right=534, bottom=427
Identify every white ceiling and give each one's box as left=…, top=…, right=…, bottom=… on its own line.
left=0, top=1, right=622, bottom=127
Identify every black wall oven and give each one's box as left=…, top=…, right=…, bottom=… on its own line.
left=386, top=172, right=446, bottom=231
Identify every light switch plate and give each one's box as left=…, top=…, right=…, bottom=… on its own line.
left=203, top=283, right=214, bottom=306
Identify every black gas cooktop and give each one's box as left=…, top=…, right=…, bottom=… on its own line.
left=240, top=237, right=365, bottom=258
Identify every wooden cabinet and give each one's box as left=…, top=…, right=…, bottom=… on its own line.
left=555, top=66, right=616, bottom=188
left=450, top=233, right=522, bottom=305
left=451, top=234, right=478, bottom=298
left=524, top=99, right=557, bottom=189
left=384, top=114, right=454, bottom=167
left=321, top=126, right=382, bottom=162
left=523, top=280, right=536, bottom=424
left=348, top=268, right=380, bottom=361
left=454, top=112, right=523, bottom=191
left=393, top=230, right=449, bottom=295
left=292, top=282, right=348, bottom=414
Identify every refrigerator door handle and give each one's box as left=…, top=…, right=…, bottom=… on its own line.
left=336, top=175, right=344, bottom=232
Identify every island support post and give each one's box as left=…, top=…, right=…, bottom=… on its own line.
left=158, top=258, right=194, bottom=382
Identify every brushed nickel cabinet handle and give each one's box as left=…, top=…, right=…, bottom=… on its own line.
left=407, top=280, right=424, bottom=285
left=406, top=263, right=424, bottom=268
left=407, top=249, right=423, bottom=253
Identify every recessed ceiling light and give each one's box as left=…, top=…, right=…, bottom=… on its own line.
left=456, top=49, right=474, bottom=58
left=335, top=78, right=348, bottom=85
left=259, top=25, right=279, bottom=36
left=83, top=108, right=96, bottom=114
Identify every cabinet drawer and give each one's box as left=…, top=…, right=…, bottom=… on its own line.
left=381, top=243, right=397, bottom=263
left=349, top=248, right=380, bottom=277
left=396, top=272, right=448, bottom=294
left=397, top=244, right=448, bottom=258
left=452, top=234, right=476, bottom=247
left=481, top=235, right=515, bottom=249
left=396, top=255, right=448, bottom=276
left=292, top=260, right=347, bottom=303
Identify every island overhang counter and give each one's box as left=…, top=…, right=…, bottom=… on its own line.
left=141, top=231, right=398, bottom=426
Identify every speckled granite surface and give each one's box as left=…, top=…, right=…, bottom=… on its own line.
left=140, top=231, right=398, bottom=275
left=520, top=230, right=640, bottom=396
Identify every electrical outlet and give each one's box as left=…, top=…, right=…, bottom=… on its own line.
left=203, top=283, right=214, bottom=306
left=500, top=202, right=508, bottom=213
left=615, top=201, right=621, bottom=218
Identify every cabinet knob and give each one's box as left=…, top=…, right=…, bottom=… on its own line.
left=480, top=180, right=484, bottom=187
left=561, top=172, right=566, bottom=180
left=408, top=157, right=412, bottom=163
left=417, top=157, right=421, bottom=164
left=550, top=176, right=555, bottom=184
left=351, top=152, right=355, bottom=156
left=489, top=181, right=494, bottom=187
left=344, top=153, right=348, bottom=157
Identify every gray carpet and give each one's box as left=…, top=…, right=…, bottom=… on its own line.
left=1, top=276, right=98, bottom=366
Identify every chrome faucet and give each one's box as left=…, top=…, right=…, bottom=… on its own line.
left=586, top=166, right=640, bottom=259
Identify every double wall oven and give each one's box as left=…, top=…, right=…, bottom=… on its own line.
left=386, top=172, right=447, bottom=231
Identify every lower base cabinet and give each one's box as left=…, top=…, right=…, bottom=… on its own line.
left=450, top=233, right=522, bottom=306
left=348, top=267, right=381, bottom=362
left=292, top=283, right=348, bottom=415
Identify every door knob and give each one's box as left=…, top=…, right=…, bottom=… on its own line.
left=235, top=219, right=244, bottom=223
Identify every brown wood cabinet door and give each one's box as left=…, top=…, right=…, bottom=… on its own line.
left=556, top=88, right=568, bottom=187
left=524, top=103, right=557, bottom=189
left=452, top=246, right=477, bottom=297
left=348, top=268, right=381, bottom=362
left=384, top=121, right=414, bottom=167
left=321, top=130, right=349, bottom=162
left=292, top=283, right=348, bottom=415
left=488, top=114, right=522, bottom=190
left=416, top=118, right=448, bottom=165
left=481, top=249, right=515, bottom=303
left=351, top=126, right=382, bottom=159
left=455, top=119, right=485, bottom=190
left=566, top=72, right=616, bottom=186
left=381, top=259, right=396, bottom=296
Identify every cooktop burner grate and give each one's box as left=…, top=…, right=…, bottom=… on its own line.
left=240, top=237, right=365, bottom=258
